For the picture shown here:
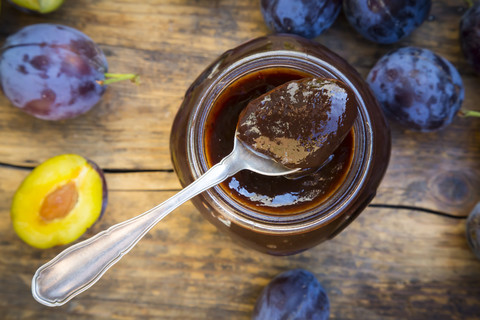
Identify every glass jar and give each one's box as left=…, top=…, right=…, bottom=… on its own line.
left=170, top=34, right=391, bottom=255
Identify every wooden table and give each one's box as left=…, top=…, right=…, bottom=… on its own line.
left=1, top=1, right=479, bottom=319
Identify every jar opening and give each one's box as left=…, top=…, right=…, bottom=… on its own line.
left=187, top=51, right=373, bottom=234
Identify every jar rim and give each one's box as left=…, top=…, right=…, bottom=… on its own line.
left=187, top=46, right=376, bottom=235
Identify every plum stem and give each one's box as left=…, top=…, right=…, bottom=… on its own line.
left=97, top=73, right=140, bottom=86
left=460, top=109, right=480, bottom=117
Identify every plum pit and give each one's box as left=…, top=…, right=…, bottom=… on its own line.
left=39, top=182, right=79, bottom=222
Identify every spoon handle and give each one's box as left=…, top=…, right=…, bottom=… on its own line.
left=32, top=155, right=240, bottom=307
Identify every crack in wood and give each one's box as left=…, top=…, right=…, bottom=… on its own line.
left=103, top=168, right=174, bottom=173
left=0, top=162, right=467, bottom=219
left=368, top=204, right=468, bottom=219
left=0, top=162, right=173, bottom=173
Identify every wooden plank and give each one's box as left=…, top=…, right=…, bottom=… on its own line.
left=0, top=183, right=478, bottom=319
left=371, top=120, right=480, bottom=217
left=1, top=150, right=479, bottom=320
left=0, top=0, right=267, bottom=170
left=0, top=0, right=479, bottom=319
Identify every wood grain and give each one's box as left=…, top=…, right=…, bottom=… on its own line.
left=0, top=0, right=479, bottom=319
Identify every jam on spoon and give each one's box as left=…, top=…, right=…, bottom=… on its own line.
left=236, top=77, right=358, bottom=170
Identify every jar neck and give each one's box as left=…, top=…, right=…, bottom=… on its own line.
left=186, top=44, right=374, bottom=233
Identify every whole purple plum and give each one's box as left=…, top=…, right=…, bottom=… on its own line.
left=367, top=47, right=464, bottom=131
left=460, top=1, right=480, bottom=75
left=0, top=24, right=108, bottom=120
left=343, top=0, right=431, bottom=44
left=252, top=269, right=329, bottom=320
left=260, top=0, right=341, bottom=39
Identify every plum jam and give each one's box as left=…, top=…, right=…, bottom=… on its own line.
left=236, top=77, right=357, bottom=170
left=205, top=68, right=355, bottom=215
left=170, top=34, right=391, bottom=255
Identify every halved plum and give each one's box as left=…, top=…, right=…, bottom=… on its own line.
left=11, top=154, right=107, bottom=249
left=8, top=0, right=64, bottom=14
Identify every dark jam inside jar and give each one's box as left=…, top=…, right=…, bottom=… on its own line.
left=205, top=67, right=354, bottom=216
